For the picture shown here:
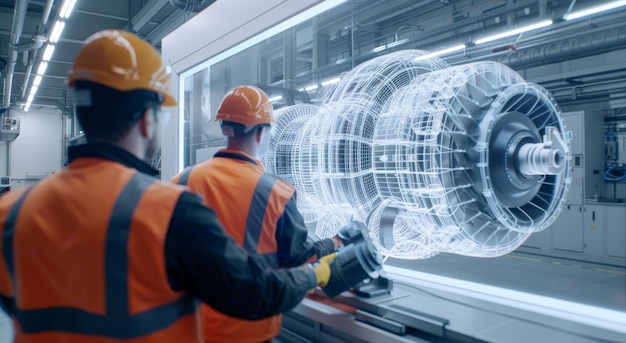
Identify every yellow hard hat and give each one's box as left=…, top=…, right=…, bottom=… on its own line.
left=68, top=30, right=176, bottom=106
left=215, top=85, right=273, bottom=127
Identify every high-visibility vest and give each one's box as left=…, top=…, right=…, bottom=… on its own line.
left=0, top=158, right=200, bottom=342
left=175, top=150, right=295, bottom=343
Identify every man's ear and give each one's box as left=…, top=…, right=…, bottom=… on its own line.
left=138, top=108, right=155, bottom=138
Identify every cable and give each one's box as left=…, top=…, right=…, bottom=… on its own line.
left=604, top=166, right=626, bottom=182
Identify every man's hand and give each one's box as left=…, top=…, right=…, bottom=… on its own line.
left=335, top=221, right=369, bottom=246
left=311, top=253, right=337, bottom=287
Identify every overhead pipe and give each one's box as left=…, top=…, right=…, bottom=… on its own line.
left=442, top=9, right=626, bottom=67
left=9, top=35, right=46, bottom=53
left=168, top=0, right=215, bottom=13
left=3, top=0, right=29, bottom=107
left=20, top=0, right=55, bottom=99
left=496, top=24, right=626, bottom=69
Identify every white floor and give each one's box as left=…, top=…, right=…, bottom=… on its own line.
left=386, top=251, right=626, bottom=312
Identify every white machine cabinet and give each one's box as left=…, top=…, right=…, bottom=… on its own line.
left=583, top=204, right=606, bottom=257
left=552, top=205, right=584, bottom=252
left=605, top=204, right=626, bottom=258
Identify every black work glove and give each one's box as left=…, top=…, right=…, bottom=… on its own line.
left=335, top=221, right=369, bottom=246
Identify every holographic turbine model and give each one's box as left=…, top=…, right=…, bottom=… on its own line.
left=265, top=50, right=571, bottom=260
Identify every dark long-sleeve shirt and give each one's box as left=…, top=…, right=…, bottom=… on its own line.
left=69, top=143, right=317, bottom=320
left=275, top=196, right=336, bottom=267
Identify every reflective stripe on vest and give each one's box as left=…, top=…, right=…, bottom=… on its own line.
left=2, top=173, right=196, bottom=339
left=244, top=173, right=277, bottom=253
left=179, top=153, right=279, bottom=267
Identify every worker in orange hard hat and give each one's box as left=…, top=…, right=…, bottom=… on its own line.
left=0, top=30, right=337, bottom=342
left=173, top=85, right=363, bottom=343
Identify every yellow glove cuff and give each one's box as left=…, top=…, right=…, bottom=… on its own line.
left=313, top=252, right=337, bottom=287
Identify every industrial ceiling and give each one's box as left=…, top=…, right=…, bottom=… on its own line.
left=1, top=0, right=625, bottom=114
left=0, top=0, right=215, bottom=112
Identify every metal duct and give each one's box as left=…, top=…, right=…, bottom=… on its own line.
left=497, top=25, right=626, bottom=69
left=3, top=0, right=29, bottom=107
left=20, top=0, right=55, bottom=99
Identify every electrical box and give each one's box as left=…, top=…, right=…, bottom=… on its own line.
left=561, top=111, right=605, bottom=204
left=0, top=112, right=20, bottom=142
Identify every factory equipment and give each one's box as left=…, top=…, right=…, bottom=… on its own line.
left=265, top=50, right=571, bottom=260
left=0, top=108, right=20, bottom=142
left=322, top=221, right=384, bottom=298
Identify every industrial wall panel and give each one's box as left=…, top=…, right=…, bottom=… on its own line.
left=9, top=110, right=62, bottom=181
left=606, top=206, right=626, bottom=258
left=552, top=205, right=584, bottom=253
left=583, top=204, right=606, bottom=257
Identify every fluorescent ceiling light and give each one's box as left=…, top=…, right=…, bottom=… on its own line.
left=305, top=85, right=318, bottom=91
left=33, top=74, right=43, bottom=87
left=42, top=44, right=56, bottom=61
left=37, top=62, right=48, bottom=75
left=564, top=0, right=626, bottom=21
left=27, top=93, right=35, bottom=103
left=59, top=0, right=77, bottom=19
left=49, top=21, right=65, bottom=43
left=387, top=39, right=409, bottom=48
left=321, top=78, right=341, bottom=86
left=269, top=95, right=282, bottom=102
left=372, top=45, right=386, bottom=52
left=29, top=86, right=38, bottom=97
left=37, top=61, right=48, bottom=75
left=475, top=20, right=553, bottom=45
left=24, top=102, right=31, bottom=112
left=414, top=44, right=466, bottom=61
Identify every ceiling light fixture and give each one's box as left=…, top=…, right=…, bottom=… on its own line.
left=49, top=21, right=65, bottom=43
left=475, top=20, right=553, bottom=45
left=36, top=61, right=48, bottom=75
left=42, top=44, right=55, bottom=61
left=414, top=44, right=466, bottom=61
left=564, top=0, right=626, bottom=21
left=33, top=75, right=43, bottom=87
left=59, top=0, right=77, bottom=19
left=321, top=78, right=341, bottom=86
left=23, top=0, right=76, bottom=111
left=372, top=45, right=386, bottom=52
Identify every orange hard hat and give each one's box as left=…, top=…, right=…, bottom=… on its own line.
left=68, top=30, right=176, bottom=106
left=215, top=85, right=273, bottom=127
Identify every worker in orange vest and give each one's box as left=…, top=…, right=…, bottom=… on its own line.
left=173, top=85, right=363, bottom=343
left=0, top=30, right=337, bottom=342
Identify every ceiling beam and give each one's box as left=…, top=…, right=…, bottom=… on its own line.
left=126, top=0, right=170, bottom=32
